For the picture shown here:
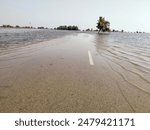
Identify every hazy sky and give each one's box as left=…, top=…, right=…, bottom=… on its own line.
left=0, top=0, right=150, bottom=32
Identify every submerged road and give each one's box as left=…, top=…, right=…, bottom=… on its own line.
left=0, top=33, right=150, bottom=112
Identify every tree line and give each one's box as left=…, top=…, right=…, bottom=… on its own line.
left=0, top=25, right=79, bottom=30
left=0, top=25, right=49, bottom=29
left=1, top=17, right=109, bottom=32
left=1, top=25, right=35, bottom=29
left=56, top=25, right=79, bottom=31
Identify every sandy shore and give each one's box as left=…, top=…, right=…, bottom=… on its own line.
left=0, top=33, right=150, bottom=112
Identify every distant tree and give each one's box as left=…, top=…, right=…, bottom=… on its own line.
left=2, top=25, right=7, bottom=28
left=57, top=25, right=79, bottom=31
left=0, top=24, right=37, bottom=29
left=72, top=26, right=78, bottom=30
left=67, top=26, right=72, bottom=30
left=38, top=27, right=45, bottom=29
left=2, top=25, right=13, bottom=28
left=96, top=17, right=110, bottom=33
left=23, top=26, right=31, bottom=29
left=16, top=25, right=20, bottom=28
left=86, top=28, right=90, bottom=31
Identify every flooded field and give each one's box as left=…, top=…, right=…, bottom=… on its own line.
left=0, top=28, right=75, bottom=51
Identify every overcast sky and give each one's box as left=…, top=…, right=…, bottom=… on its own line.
left=0, top=0, right=150, bottom=32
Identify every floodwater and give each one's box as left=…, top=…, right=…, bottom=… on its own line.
left=0, top=28, right=75, bottom=50
left=94, top=32, right=150, bottom=93
left=0, top=29, right=150, bottom=112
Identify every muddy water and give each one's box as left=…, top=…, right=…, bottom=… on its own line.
left=94, top=33, right=150, bottom=94
left=0, top=29, right=76, bottom=51
left=0, top=32, right=150, bottom=112
left=93, top=33, right=150, bottom=112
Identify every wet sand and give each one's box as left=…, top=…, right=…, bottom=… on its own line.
left=0, top=33, right=150, bottom=112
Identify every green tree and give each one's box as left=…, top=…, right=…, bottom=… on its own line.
left=97, top=17, right=110, bottom=33
left=57, top=25, right=79, bottom=31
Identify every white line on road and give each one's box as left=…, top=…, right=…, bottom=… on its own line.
left=88, top=50, right=94, bottom=65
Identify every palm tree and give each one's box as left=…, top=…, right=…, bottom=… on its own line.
left=104, top=20, right=110, bottom=32
left=97, top=17, right=110, bottom=33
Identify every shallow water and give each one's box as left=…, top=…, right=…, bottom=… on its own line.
left=0, top=28, right=75, bottom=50
left=0, top=32, right=150, bottom=112
left=93, top=32, right=150, bottom=94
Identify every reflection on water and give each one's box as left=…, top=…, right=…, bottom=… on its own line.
left=93, top=32, right=150, bottom=94
left=94, top=33, right=110, bottom=51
